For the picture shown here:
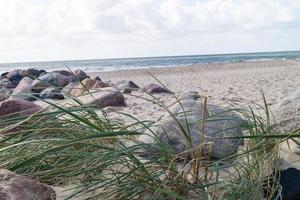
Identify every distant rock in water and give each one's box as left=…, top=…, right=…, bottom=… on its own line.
left=0, top=169, right=56, bottom=200
left=138, top=93, right=244, bottom=159
left=143, top=83, right=172, bottom=94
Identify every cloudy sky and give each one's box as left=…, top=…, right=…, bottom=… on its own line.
left=0, top=0, right=300, bottom=63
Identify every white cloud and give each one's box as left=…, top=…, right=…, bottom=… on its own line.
left=0, top=0, right=299, bottom=62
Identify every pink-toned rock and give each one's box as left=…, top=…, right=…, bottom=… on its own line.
left=10, top=77, right=34, bottom=101
left=84, top=91, right=126, bottom=108
left=69, top=79, right=111, bottom=96
left=0, top=169, right=56, bottom=200
left=0, top=99, right=43, bottom=118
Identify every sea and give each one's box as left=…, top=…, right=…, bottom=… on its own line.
left=1, top=51, right=300, bottom=74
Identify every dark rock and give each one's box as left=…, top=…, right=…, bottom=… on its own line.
left=23, top=68, right=45, bottom=78
left=143, top=83, right=172, bottom=94
left=138, top=94, right=243, bottom=159
left=85, top=91, right=126, bottom=108
left=40, top=87, right=65, bottom=100
left=10, top=77, right=34, bottom=101
left=280, top=168, right=300, bottom=200
left=6, top=70, right=24, bottom=84
left=0, top=99, right=43, bottom=118
left=115, top=80, right=139, bottom=93
left=53, top=70, right=73, bottom=77
left=95, top=76, right=102, bottom=81
left=74, top=69, right=88, bottom=81
left=0, top=169, right=56, bottom=200
left=0, top=72, right=8, bottom=79
left=32, top=72, right=70, bottom=93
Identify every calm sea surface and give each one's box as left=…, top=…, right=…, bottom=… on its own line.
left=1, top=51, right=300, bottom=74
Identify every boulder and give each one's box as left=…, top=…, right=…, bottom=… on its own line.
left=0, top=169, right=56, bottom=200
left=0, top=79, right=17, bottom=89
left=0, top=99, right=43, bottom=118
left=23, top=68, right=45, bottom=78
left=32, top=73, right=70, bottom=93
left=279, top=168, right=300, bottom=200
left=62, top=82, right=79, bottom=95
left=115, top=80, right=140, bottom=93
left=53, top=70, right=73, bottom=77
left=138, top=95, right=243, bottom=159
left=74, top=69, right=88, bottom=81
left=40, top=87, right=65, bottom=100
left=84, top=91, right=126, bottom=108
left=0, top=72, right=8, bottom=79
left=95, top=76, right=102, bottom=81
left=10, top=77, right=34, bottom=101
left=6, top=70, right=24, bottom=84
left=0, top=87, right=11, bottom=102
left=142, top=83, right=172, bottom=94
left=69, top=79, right=111, bottom=96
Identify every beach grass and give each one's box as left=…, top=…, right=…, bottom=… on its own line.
left=0, top=87, right=294, bottom=200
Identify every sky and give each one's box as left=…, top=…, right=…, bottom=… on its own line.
left=0, top=0, right=300, bottom=63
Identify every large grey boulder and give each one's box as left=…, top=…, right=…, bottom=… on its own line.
left=10, top=77, right=34, bottom=101
left=138, top=94, right=244, bottom=159
left=32, top=73, right=71, bottom=93
left=0, top=169, right=56, bottom=200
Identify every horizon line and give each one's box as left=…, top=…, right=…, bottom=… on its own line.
left=1, top=49, right=300, bottom=65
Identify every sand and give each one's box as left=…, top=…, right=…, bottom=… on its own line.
left=93, top=59, right=300, bottom=169
left=53, top=59, right=300, bottom=198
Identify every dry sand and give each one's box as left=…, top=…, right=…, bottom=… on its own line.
left=55, top=59, right=300, bottom=198
left=93, top=59, right=300, bottom=108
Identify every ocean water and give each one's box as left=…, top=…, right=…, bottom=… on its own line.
left=1, top=51, right=300, bottom=74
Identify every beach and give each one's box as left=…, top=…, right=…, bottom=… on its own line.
left=2, top=59, right=300, bottom=199
left=95, top=59, right=298, bottom=105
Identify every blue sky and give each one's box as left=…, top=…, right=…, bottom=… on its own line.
left=0, top=0, right=300, bottom=63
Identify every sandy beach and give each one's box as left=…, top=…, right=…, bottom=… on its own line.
left=94, top=59, right=300, bottom=107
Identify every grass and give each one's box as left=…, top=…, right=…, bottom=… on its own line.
left=0, top=82, right=294, bottom=200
